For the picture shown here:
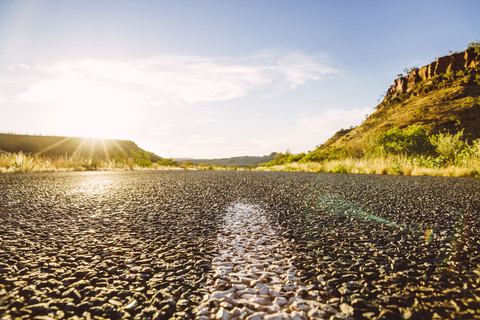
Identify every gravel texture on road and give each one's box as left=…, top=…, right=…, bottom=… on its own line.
left=0, top=171, right=479, bottom=319
left=197, top=203, right=328, bottom=319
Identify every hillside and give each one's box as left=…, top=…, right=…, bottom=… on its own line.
left=175, top=153, right=276, bottom=167
left=0, top=133, right=163, bottom=162
left=321, top=45, right=480, bottom=152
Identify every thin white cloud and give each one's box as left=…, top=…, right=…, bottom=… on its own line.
left=6, top=63, right=31, bottom=71
left=19, top=73, right=141, bottom=105
left=204, top=109, right=225, bottom=115
left=0, top=94, right=18, bottom=104
left=250, top=49, right=339, bottom=89
left=151, top=130, right=173, bottom=136
left=274, top=51, right=337, bottom=88
left=13, top=50, right=339, bottom=107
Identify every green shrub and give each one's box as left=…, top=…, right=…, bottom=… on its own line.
left=267, top=151, right=289, bottom=165
left=300, top=147, right=345, bottom=163
left=130, top=150, right=152, bottom=167
left=288, top=152, right=305, bottom=162
left=263, top=151, right=307, bottom=166
left=180, top=161, right=195, bottom=168
left=456, top=138, right=480, bottom=165
left=332, top=164, right=348, bottom=173
left=300, top=149, right=328, bottom=162
left=157, top=158, right=178, bottom=167
left=373, top=125, right=435, bottom=156
left=472, top=139, right=480, bottom=156
left=389, top=162, right=403, bottom=175
left=430, top=131, right=465, bottom=164
left=410, top=155, right=444, bottom=168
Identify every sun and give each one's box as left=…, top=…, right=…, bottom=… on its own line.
left=54, top=101, right=135, bottom=140
left=66, top=106, right=132, bottom=139
left=18, top=60, right=151, bottom=140
left=41, top=74, right=139, bottom=139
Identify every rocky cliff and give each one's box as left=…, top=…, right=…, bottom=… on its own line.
left=319, top=45, right=480, bottom=152
left=386, top=47, right=480, bottom=98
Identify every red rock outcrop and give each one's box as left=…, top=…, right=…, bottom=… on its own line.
left=385, top=47, right=480, bottom=99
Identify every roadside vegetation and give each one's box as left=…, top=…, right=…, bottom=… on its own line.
left=259, top=125, right=480, bottom=178
left=0, top=150, right=256, bottom=173
left=0, top=150, right=180, bottom=173
left=2, top=126, right=479, bottom=177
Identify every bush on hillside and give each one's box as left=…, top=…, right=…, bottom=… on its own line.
left=271, top=152, right=291, bottom=165
left=299, top=146, right=348, bottom=163
left=157, top=158, right=178, bottom=167
left=372, top=125, right=435, bottom=156
left=266, top=151, right=306, bottom=166
left=299, top=149, right=329, bottom=163
left=468, top=40, right=480, bottom=53
left=130, top=150, right=152, bottom=167
left=430, top=131, right=465, bottom=164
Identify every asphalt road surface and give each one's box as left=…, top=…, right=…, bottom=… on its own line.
left=0, top=171, right=479, bottom=319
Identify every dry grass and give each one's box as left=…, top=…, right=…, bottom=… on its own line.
left=258, top=155, right=480, bottom=178
left=0, top=152, right=179, bottom=173
left=3, top=152, right=478, bottom=178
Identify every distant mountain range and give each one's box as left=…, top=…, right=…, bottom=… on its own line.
left=0, top=133, right=163, bottom=162
left=0, top=133, right=273, bottom=166
left=175, top=153, right=276, bottom=167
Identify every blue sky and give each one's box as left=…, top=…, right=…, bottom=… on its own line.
left=1, top=0, right=479, bottom=158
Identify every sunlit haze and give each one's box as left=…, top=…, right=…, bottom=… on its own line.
left=1, top=1, right=479, bottom=158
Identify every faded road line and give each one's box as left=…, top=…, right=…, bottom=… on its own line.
left=196, top=203, right=337, bottom=319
